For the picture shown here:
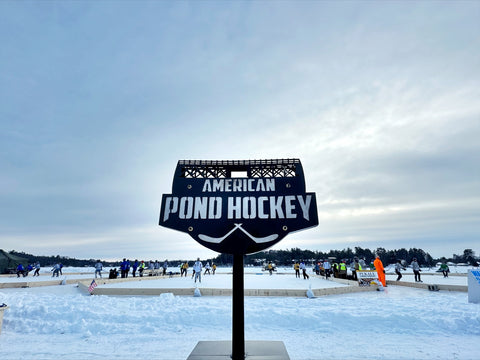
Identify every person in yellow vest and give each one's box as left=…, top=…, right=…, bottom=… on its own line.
left=212, top=263, right=217, bottom=275
left=332, top=261, right=339, bottom=278
left=139, top=260, right=146, bottom=277
left=339, top=260, right=347, bottom=279
left=374, top=255, right=386, bottom=287
left=294, top=262, right=300, bottom=278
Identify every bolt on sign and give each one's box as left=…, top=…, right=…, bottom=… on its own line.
left=159, top=159, right=318, bottom=255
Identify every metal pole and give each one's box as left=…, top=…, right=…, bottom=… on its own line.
left=232, top=253, right=245, bottom=359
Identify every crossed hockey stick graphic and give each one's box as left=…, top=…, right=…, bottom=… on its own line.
left=198, top=223, right=279, bottom=244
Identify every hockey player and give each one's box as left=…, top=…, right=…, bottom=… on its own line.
left=411, top=258, right=422, bottom=282
left=395, top=260, right=406, bottom=281
left=193, top=258, right=203, bottom=283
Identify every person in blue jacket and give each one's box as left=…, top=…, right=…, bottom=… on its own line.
left=120, top=258, right=127, bottom=278
left=16, top=264, right=25, bottom=277
left=125, top=259, right=130, bottom=278
left=120, top=258, right=131, bottom=278
left=26, top=264, right=33, bottom=276
left=132, top=260, right=139, bottom=277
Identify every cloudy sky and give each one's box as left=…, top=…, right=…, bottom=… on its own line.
left=1, top=1, right=479, bottom=262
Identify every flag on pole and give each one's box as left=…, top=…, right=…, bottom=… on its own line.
left=88, top=279, right=97, bottom=294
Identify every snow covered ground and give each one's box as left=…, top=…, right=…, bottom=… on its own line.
left=0, top=267, right=479, bottom=360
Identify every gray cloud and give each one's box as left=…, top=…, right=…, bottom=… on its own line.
left=0, top=1, right=478, bottom=260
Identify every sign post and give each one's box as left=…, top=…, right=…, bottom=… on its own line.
left=232, top=253, right=245, bottom=358
left=159, top=159, right=318, bottom=359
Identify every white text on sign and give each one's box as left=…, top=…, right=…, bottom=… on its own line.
left=163, top=195, right=312, bottom=222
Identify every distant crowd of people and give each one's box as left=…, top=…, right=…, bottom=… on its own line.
left=290, top=256, right=441, bottom=287
left=298, top=258, right=365, bottom=281
left=101, top=259, right=171, bottom=279
left=179, top=259, right=216, bottom=282
left=96, top=259, right=217, bottom=280
left=12, top=259, right=218, bottom=280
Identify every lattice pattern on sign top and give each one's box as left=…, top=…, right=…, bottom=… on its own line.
left=181, top=166, right=228, bottom=179
left=250, top=164, right=296, bottom=178
left=179, top=159, right=299, bottom=178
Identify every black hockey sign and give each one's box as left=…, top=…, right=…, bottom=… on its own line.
left=159, top=159, right=318, bottom=255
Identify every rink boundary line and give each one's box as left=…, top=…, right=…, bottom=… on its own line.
left=319, top=275, right=468, bottom=292
left=315, top=274, right=468, bottom=292
left=386, top=280, right=467, bottom=292
left=0, top=273, right=182, bottom=289
left=77, top=279, right=379, bottom=297
left=384, top=272, right=467, bottom=277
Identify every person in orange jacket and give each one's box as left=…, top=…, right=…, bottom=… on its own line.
left=374, top=255, right=386, bottom=287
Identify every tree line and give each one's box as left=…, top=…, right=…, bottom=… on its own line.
left=7, top=247, right=478, bottom=268
left=214, top=247, right=435, bottom=267
left=212, top=247, right=479, bottom=267
left=8, top=251, right=118, bottom=268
